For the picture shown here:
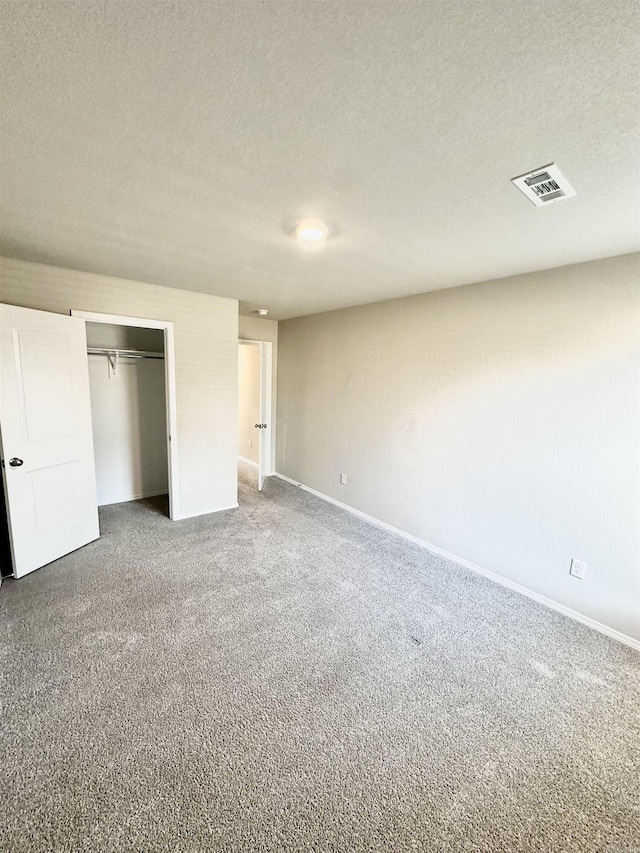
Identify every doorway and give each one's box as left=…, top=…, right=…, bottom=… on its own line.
left=238, top=339, right=272, bottom=492
left=72, top=311, right=178, bottom=519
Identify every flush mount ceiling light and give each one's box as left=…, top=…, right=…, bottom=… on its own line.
left=255, top=308, right=269, bottom=317
left=294, top=219, right=329, bottom=246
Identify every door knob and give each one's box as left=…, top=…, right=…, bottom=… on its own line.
left=9, top=458, right=24, bottom=467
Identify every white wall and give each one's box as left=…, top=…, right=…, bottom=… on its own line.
left=277, top=253, right=640, bottom=643
left=238, top=343, right=260, bottom=464
left=86, top=323, right=168, bottom=506
left=239, top=315, right=278, bottom=473
left=0, top=257, right=238, bottom=518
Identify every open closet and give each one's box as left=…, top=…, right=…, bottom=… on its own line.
left=1, top=304, right=179, bottom=579
left=86, top=322, right=169, bottom=513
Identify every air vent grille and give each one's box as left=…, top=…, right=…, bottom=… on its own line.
left=512, top=163, right=576, bottom=207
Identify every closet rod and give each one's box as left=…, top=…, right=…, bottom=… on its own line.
left=87, top=347, right=164, bottom=360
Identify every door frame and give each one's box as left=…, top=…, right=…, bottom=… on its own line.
left=238, top=339, right=273, bottom=490
left=71, top=310, right=179, bottom=519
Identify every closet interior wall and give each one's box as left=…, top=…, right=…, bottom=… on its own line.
left=86, top=322, right=168, bottom=508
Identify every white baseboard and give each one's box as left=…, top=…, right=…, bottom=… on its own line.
left=274, top=472, right=640, bottom=652
left=98, top=489, right=168, bottom=507
left=238, top=455, right=259, bottom=469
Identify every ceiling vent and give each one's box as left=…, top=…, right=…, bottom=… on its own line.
left=511, top=163, right=576, bottom=207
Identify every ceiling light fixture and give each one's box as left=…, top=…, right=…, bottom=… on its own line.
left=255, top=308, right=269, bottom=317
left=295, top=220, right=328, bottom=246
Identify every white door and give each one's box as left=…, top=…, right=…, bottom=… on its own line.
left=0, top=304, right=99, bottom=577
left=258, top=342, right=272, bottom=492
left=258, top=424, right=265, bottom=493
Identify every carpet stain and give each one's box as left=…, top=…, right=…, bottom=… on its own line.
left=530, top=660, right=557, bottom=679
left=574, top=669, right=608, bottom=687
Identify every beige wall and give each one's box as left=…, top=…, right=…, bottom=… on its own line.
left=0, top=257, right=238, bottom=518
left=239, top=315, right=278, bottom=473
left=238, top=343, right=260, bottom=464
left=277, top=253, right=640, bottom=642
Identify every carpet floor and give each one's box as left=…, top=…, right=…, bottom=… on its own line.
left=1, top=463, right=638, bottom=852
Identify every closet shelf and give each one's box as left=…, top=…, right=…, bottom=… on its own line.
left=87, top=347, right=164, bottom=360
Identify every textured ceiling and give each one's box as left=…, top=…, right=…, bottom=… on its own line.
left=1, top=1, right=638, bottom=319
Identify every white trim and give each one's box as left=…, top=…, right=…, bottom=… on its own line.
left=70, top=311, right=169, bottom=330
left=71, top=310, right=179, bottom=521
left=238, top=455, right=259, bottom=469
left=163, top=322, right=178, bottom=518
left=98, top=490, right=168, bottom=507
left=172, top=502, right=238, bottom=521
left=274, top=473, right=640, bottom=652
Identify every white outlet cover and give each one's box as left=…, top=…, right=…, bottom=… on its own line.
left=570, top=558, right=586, bottom=579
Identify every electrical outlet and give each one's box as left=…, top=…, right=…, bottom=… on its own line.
left=569, top=558, right=586, bottom=579
left=180, top=481, right=189, bottom=493
left=340, top=473, right=347, bottom=485
left=248, top=439, right=252, bottom=448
